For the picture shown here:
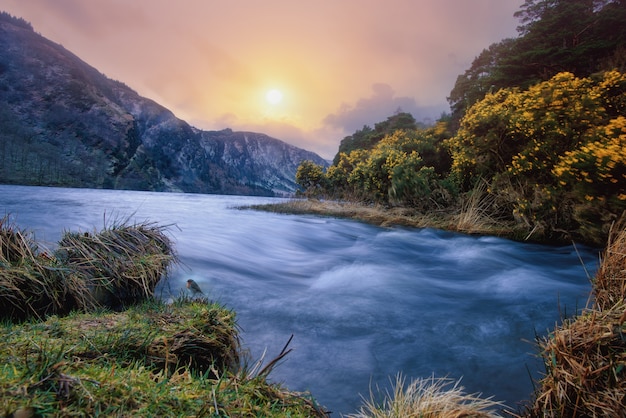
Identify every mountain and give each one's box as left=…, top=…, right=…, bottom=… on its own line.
left=0, top=13, right=328, bottom=196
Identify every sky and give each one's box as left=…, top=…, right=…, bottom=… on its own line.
left=2, top=1, right=521, bottom=159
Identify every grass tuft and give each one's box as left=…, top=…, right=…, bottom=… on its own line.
left=0, top=215, right=176, bottom=321
left=593, top=221, right=626, bottom=310
left=455, top=179, right=508, bottom=235
left=346, top=373, right=505, bottom=418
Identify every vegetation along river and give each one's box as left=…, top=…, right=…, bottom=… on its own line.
left=0, top=184, right=598, bottom=414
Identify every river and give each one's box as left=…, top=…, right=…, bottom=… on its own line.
left=0, top=185, right=598, bottom=415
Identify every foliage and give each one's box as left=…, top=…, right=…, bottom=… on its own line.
left=448, top=0, right=626, bottom=127
left=333, top=112, right=420, bottom=165
left=299, top=124, right=457, bottom=210
left=448, top=39, right=518, bottom=127
left=295, top=160, right=327, bottom=197
left=448, top=70, right=626, bottom=244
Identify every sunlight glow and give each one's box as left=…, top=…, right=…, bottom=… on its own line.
left=265, top=89, right=283, bottom=105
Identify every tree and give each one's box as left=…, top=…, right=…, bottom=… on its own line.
left=448, top=39, right=518, bottom=127
left=327, top=128, right=456, bottom=207
left=448, top=0, right=626, bottom=129
left=332, top=112, right=418, bottom=164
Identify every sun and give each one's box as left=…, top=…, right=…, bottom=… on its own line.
left=265, top=89, right=283, bottom=105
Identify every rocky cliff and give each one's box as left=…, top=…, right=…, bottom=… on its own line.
left=0, top=12, right=328, bottom=196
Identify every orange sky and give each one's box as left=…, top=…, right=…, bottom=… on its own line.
left=2, top=0, right=520, bottom=159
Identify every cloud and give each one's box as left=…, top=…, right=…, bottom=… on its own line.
left=323, top=83, right=446, bottom=134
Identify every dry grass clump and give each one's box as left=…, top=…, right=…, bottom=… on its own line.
left=146, top=299, right=241, bottom=377
left=525, top=226, right=626, bottom=417
left=0, top=215, right=176, bottom=321
left=454, top=180, right=508, bottom=236
left=56, top=220, right=176, bottom=309
left=0, top=215, right=81, bottom=320
left=346, top=374, right=505, bottom=418
left=526, top=302, right=626, bottom=417
left=593, top=224, right=626, bottom=310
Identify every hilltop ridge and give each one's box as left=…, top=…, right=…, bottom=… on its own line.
left=0, top=12, right=328, bottom=196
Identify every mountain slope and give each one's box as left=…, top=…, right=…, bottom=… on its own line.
left=0, top=12, right=327, bottom=195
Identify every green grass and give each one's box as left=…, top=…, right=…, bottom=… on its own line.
left=0, top=299, right=328, bottom=417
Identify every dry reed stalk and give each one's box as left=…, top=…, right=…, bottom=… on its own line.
left=1, top=215, right=175, bottom=320
left=528, top=302, right=626, bottom=417
left=0, top=215, right=75, bottom=320
left=455, top=180, right=503, bottom=235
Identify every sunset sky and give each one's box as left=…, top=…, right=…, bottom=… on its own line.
left=2, top=1, right=521, bottom=159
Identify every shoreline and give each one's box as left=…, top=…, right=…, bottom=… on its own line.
left=246, top=198, right=563, bottom=246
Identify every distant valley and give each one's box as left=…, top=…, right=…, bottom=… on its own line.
left=0, top=12, right=328, bottom=196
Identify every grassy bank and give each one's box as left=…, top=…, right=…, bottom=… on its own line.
left=247, top=198, right=525, bottom=241
left=0, top=216, right=328, bottom=417
left=0, top=299, right=327, bottom=417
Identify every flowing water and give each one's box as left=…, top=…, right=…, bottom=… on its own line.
left=0, top=185, right=598, bottom=415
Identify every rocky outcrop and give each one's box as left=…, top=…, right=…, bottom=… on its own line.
left=0, top=12, right=327, bottom=195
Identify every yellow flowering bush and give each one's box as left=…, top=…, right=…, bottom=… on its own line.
left=553, top=116, right=626, bottom=203
left=316, top=128, right=456, bottom=206
left=450, top=71, right=626, bottom=243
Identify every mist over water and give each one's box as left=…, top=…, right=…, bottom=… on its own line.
left=1, top=185, right=598, bottom=415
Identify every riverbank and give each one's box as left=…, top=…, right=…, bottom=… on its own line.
left=0, top=298, right=328, bottom=417
left=0, top=216, right=329, bottom=417
left=247, top=199, right=532, bottom=243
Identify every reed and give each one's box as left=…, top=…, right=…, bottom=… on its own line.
left=56, top=219, right=176, bottom=309
left=454, top=180, right=509, bottom=236
left=0, top=215, right=78, bottom=320
left=593, top=222, right=626, bottom=310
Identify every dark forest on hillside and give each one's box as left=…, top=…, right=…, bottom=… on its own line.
left=296, top=0, right=626, bottom=246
